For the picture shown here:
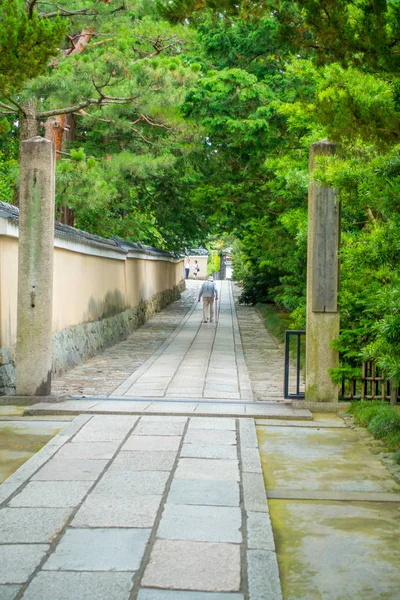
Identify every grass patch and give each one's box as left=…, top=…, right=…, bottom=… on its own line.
left=256, top=303, right=293, bottom=345
left=348, top=401, right=400, bottom=451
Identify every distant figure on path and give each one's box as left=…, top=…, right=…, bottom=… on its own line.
left=192, top=260, right=200, bottom=279
left=184, top=258, right=191, bottom=280
left=198, top=276, right=218, bottom=323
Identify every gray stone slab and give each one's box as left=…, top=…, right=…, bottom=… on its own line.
left=111, top=451, right=177, bottom=472
left=138, top=590, right=244, bottom=600
left=175, top=459, right=239, bottom=482
left=181, top=443, right=237, bottom=460
left=185, top=430, right=236, bottom=446
left=72, top=495, right=162, bottom=528
left=134, top=421, right=186, bottom=436
left=142, top=540, right=241, bottom=592
left=72, top=415, right=137, bottom=442
left=0, top=545, right=48, bottom=584
left=247, top=550, right=283, bottom=600
left=240, top=447, right=262, bottom=474
left=22, top=572, right=134, bottom=600
left=0, top=508, right=70, bottom=543
left=158, top=504, right=242, bottom=543
left=122, top=435, right=182, bottom=451
left=145, top=403, right=198, bottom=414
left=0, top=586, right=21, bottom=600
left=9, top=481, right=92, bottom=508
left=55, top=442, right=120, bottom=460
left=188, top=418, right=236, bottom=430
left=242, top=473, right=268, bottom=513
left=247, top=512, right=276, bottom=551
left=31, top=458, right=108, bottom=481
left=239, top=419, right=258, bottom=448
left=94, top=470, right=169, bottom=497
left=168, top=480, right=240, bottom=507
left=45, top=528, right=150, bottom=571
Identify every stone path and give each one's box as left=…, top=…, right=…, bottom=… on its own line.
left=0, top=414, right=281, bottom=600
left=28, top=281, right=310, bottom=420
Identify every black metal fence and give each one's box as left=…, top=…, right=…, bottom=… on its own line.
left=284, top=330, right=306, bottom=399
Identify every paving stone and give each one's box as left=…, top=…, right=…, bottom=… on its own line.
left=184, top=430, right=236, bottom=446
left=158, top=504, right=242, bottom=543
left=55, top=442, right=120, bottom=460
left=247, top=550, right=282, bottom=600
left=142, top=540, right=241, bottom=592
left=72, top=416, right=137, bottom=442
left=111, top=451, right=177, bottom=471
left=240, top=447, right=262, bottom=474
left=247, top=512, right=276, bottom=551
left=0, top=545, right=48, bottom=584
left=122, top=436, right=182, bottom=451
left=139, top=416, right=189, bottom=424
left=0, top=586, right=21, bottom=600
left=145, top=402, right=198, bottom=413
left=22, top=572, right=134, bottom=600
left=175, top=459, right=240, bottom=482
left=45, top=528, right=150, bottom=571
left=239, top=420, right=258, bottom=448
left=8, top=481, right=92, bottom=508
left=180, top=443, right=237, bottom=460
left=134, top=421, right=186, bottom=436
left=93, top=470, right=169, bottom=497
left=167, top=480, right=240, bottom=507
left=72, top=494, right=162, bottom=528
left=188, top=418, right=236, bottom=430
left=242, top=473, right=268, bottom=513
left=138, top=590, right=244, bottom=600
left=0, top=508, right=71, bottom=543
left=31, top=458, right=108, bottom=481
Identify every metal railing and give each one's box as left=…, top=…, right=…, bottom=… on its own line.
left=284, top=330, right=306, bottom=399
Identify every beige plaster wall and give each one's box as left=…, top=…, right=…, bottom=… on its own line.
left=0, top=236, right=18, bottom=348
left=186, top=255, right=208, bottom=279
left=52, top=249, right=127, bottom=334
left=0, top=230, right=184, bottom=348
left=125, top=256, right=183, bottom=307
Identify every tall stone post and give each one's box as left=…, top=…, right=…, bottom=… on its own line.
left=16, top=137, right=55, bottom=396
left=305, top=140, right=340, bottom=402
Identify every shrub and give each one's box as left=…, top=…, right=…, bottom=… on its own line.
left=367, top=409, right=400, bottom=439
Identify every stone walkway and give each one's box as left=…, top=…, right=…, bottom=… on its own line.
left=0, top=414, right=281, bottom=600
left=28, top=282, right=310, bottom=420
left=0, top=281, right=310, bottom=598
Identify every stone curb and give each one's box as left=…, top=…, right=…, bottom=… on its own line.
left=293, top=401, right=351, bottom=413
left=238, top=419, right=283, bottom=600
left=0, top=395, right=68, bottom=406
left=0, top=414, right=92, bottom=506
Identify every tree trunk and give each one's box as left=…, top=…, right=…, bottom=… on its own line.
left=20, top=99, right=39, bottom=140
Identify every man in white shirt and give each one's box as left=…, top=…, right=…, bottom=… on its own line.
left=198, top=277, right=218, bottom=323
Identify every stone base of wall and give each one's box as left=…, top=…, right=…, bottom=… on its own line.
left=0, top=283, right=183, bottom=396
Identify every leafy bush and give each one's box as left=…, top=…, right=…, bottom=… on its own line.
left=367, top=410, right=400, bottom=439
left=348, top=401, right=400, bottom=451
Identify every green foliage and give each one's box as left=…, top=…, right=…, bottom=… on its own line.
left=0, top=0, right=65, bottom=94
left=349, top=400, right=400, bottom=452
left=207, top=250, right=220, bottom=277
left=256, top=304, right=293, bottom=346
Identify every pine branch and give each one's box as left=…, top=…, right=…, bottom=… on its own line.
left=0, top=101, right=17, bottom=113
left=39, top=93, right=141, bottom=118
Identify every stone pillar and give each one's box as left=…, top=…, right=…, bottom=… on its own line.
left=305, top=140, right=340, bottom=402
left=16, top=137, right=55, bottom=396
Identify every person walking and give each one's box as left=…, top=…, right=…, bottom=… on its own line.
left=184, top=258, right=191, bottom=280
left=198, top=276, right=218, bottom=323
left=192, top=260, right=200, bottom=279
